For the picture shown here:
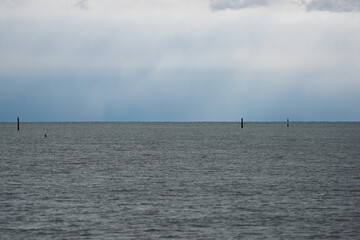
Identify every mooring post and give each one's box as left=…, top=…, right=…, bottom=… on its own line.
left=287, top=118, right=289, bottom=127
left=241, top=118, right=244, bottom=129
left=17, top=117, right=19, bottom=131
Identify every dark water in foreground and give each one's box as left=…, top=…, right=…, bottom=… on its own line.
left=1, top=122, right=360, bottom=239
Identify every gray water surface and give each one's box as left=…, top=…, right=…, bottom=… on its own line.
left=1, top=122, right=360, bottom=239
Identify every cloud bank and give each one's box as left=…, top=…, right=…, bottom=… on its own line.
left=0, top=0, right=359, bottom=121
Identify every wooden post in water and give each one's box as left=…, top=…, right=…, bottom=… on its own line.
left=17, top=117, right=19, bottom=131
left=287, top=118, right=289, bottom=127
left=241, top=118, right=244, bottom=129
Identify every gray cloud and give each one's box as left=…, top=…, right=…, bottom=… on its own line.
left=302, top=0, right=360, bottom=12
left=210, top=0, right=268, bottom=11
left=74, top=0, right=90, bottom=10
left=210, top=0, right=360, bottom=12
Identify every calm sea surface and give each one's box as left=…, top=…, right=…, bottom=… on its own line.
left=1, top=122, right=360, bottom=239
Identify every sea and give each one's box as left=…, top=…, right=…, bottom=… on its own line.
left=1, top=122, right=359, bottom=239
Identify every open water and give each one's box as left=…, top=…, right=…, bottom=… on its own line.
left=0, top=122, right=360, bottom=239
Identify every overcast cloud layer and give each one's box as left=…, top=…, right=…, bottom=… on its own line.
left=0, top=0, right=359, bottom=121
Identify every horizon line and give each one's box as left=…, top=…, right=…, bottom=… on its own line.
left=2, top=120, right=360, bottom=123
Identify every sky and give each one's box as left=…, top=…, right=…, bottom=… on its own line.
left=0, top=0, right=359, bottom=122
